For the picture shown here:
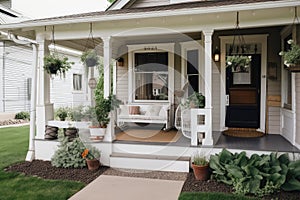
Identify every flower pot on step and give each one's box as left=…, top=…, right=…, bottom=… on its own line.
left=192, top=163, right=210, bottom=181
left=86, top=159, right=100, bottom=170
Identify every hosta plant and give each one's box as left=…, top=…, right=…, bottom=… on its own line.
left=209, top=149, right=300, bottom=197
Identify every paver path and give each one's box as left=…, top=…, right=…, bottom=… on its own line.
left=69, top=175, right=184, bottom=200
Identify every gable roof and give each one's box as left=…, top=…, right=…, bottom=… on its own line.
left=0, top=0, right=299, bottom=29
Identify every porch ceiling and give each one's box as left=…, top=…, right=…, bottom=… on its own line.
left=56, top=38, right=103, bottom=54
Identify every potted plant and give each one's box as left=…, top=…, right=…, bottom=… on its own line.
left=183, top=92, right=205, bottom=108
left=279, top=39, right=300, bottom=72
left=89, top=95, right=121, bottom=137
left=55, top=107, right=70, bottom=121
left=191, top=153, right=210, bottom=181
left=44, top=54, right=74, bottom=77
left=226, top=55, right=251, bottom=72
left=81, top=50, right=100, bottom=67
left=81, top=146, right=101, bottom=170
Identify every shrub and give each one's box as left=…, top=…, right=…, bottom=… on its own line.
left=51, top=136, right=86, bottom=168
left=55, top=107, right=71, bottom=121
left=209, top=149, right=300, bottom=197
left=15, top=111, right=30, bottom=120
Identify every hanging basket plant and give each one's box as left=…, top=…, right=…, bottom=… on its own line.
left=226, top=55, right=251, bottom=72
left=279, top=39, right=300, bottom=72
left=81, top=50, right=100, bottom=67
left=44, top=54, right=74, bottom=78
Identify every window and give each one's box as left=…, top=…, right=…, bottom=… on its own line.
left=187, top=49, right=199, bottom=95
left=134, top=52, right=168, bottom=101
left=73, top=74, right=82, bottom=91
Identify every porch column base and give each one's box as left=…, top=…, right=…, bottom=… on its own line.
left=25, top=150, right=35, bottom=161
left=36, top=103, right=54, bottom=139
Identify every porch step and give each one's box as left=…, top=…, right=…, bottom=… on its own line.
left=110, top=152, right=190, bottom=172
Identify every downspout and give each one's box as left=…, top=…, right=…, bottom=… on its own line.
left=9, top=33, right=38, bottom=161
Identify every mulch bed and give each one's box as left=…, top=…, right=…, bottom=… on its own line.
left=182, top=171, right=300, bottom=200
left=5, top=161, right=300, bottom=200
left=5, top=160, right=108, bottom=184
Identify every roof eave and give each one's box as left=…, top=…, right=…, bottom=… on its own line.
left=0, top=0, right=299, bottom=31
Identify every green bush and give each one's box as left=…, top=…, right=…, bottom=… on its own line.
left=55, top=107, right=71, bottom=121
left=51, top=136, right=86, bottom=168
left=209, top=149, right=300, bottom=197
left=15, top=111, right=30, bottom=120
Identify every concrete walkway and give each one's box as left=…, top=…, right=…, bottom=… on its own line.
left=69, top=175, right=184, bottom=200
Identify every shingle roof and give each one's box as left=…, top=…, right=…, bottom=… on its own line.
left=27, top=0, right=283, bottom=23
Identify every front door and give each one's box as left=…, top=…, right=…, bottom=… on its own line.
left=225, top=54, right=261, bottom=128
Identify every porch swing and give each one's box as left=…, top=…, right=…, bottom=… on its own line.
left=174, top=81, right=192, bottom=139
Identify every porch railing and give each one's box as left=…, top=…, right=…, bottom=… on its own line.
left=190, top=108, right=213, bottom=146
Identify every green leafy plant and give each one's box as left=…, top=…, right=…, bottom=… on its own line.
left=226, top=55, right=251, bottom=72
left=183, top=92, right=205, bottom=108
left=209, top=149, right=300, bottom=197
left=44, top=54, right=74, bottom=77
left=51, top=137, right=86, bottom=168
left=279, top=39, right=300, bottom=66
left=81, top=50, right=100, bottom=67
left=93, top=94, right=121, bottom=128
left=55, top=107, right=71, bottom=121
left=69, top=106, right=84, bottom=121
left=81, top=146, right=101, bottom=160
left=192, top=153, right=209, bottom=166
left=15, top=111, right=30, bottom=120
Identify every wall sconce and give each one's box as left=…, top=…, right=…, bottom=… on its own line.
left=213, top=47, right=220, bottom=62
left=117, top=57, right=124, bottom=67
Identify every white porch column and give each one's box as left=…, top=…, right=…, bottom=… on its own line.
left=202, top=30, right=213, bottom=146
left=102, top=36, right=112, bottom=98
left=102, top=36, right=114, bottom=142
left=36, top=33, right=54, bottom=139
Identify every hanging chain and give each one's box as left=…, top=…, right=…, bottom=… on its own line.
left=230, top=11, right=248, bottom=55
left=84, top=22, right=96, bottom=52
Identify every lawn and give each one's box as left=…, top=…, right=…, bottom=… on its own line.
left=0, top=126, right=85, bottom=200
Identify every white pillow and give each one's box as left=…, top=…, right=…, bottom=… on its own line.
left=145, top=105, right=161, bottom=116
left=159, top=106, right=166, bottom=117
left=119, top=105, right=129, bottom=115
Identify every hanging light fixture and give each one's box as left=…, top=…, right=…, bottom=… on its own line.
left=117, top=57, right=124, bottom=67
left=213, top=46, right=220, bottom=62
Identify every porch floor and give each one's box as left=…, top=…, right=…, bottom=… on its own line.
left=114, top=127, right=300, bottom=153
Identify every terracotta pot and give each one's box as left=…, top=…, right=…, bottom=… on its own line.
left=192, top=163, right=210, bottom=181
left=86, top=159, right=100, bottom=170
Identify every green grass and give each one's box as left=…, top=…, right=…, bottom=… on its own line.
left=0, top=126, right=85, bottom=200
left=179, top=192, right=257, bottom=200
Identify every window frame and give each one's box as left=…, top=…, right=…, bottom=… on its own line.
left=73, top=74, right=83, bottom=91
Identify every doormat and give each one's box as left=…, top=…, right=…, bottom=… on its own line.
left=116, top=129, right=181, bottom=143
left=223, top=128, right=265, bottom=138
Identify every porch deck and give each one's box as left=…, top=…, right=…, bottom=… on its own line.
left=114, top=128, right=300, bottom=153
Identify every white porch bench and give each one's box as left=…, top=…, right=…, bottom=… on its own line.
left=117, top=104, right=171, bottom=130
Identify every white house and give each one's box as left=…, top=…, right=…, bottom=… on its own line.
left=0, top=1, right=92, bottom=114
left=0, top=0, right=300, bottom=172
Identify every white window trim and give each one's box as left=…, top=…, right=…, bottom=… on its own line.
left=180, top=40, right=204, bottom=98
left=220, top=34, right=268, bottom=133
left=127, top=43, right=175, bottom=104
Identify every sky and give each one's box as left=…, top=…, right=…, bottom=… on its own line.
left=12, top=0, right=110, bottom=19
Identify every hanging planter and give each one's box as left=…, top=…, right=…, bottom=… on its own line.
left=81, top=50, right=99, bottom=67
left=44, top=54, right=74, bottom=77
left=279, top=39, right=300, bottom=73
left=226, top=55, right=251, bottom=72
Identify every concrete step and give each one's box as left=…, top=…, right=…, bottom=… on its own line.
left=110, top=152, right=190, bottom=172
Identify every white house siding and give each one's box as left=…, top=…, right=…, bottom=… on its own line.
left=0, top=41, right=32, bottom=113
left=50, top=52, right=89, bottom=109
left=296, top=73, right=300, bottom=145
left=267, top=80, right=281, bottom=134
left=116, top=54, right=128, bottom=104
left=212, top=66, right=220, bottom=131
left=126, top=0, right=170, bottom=8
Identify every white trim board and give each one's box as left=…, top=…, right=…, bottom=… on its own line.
left=219, top=34, right=268, bottom=132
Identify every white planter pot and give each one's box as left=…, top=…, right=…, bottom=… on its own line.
left=89, top=127, right=106, bottom=136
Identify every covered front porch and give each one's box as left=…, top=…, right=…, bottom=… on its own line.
left=1, top=1, right=300, bottom=172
